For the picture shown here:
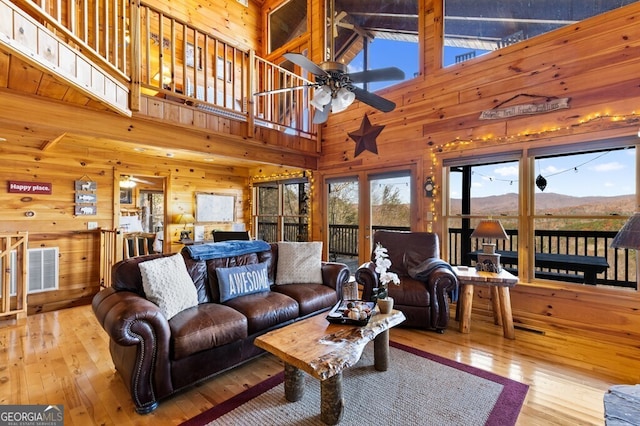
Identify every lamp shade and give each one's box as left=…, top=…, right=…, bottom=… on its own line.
left=471, top=219, right=508, bottom=240
left=310, top=86, right=332, bottom=110
left=173, top=213, right=195, bottom=226
left=331, top=88, right=356, bottom=113
left=611, top=213, right=640, bottom=249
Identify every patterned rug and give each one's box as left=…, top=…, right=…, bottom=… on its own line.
left=181, top=341, right=528, bottom=426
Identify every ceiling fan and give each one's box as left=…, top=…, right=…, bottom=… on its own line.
left=254, top=3, right=405, bottom=124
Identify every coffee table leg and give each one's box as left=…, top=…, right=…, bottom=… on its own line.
left=373, top=329, right=389, bottom=371
left=284, top=362, right=305, bottom=402
left=321, top=373, right=344, bottom=425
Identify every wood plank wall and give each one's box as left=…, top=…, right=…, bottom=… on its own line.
left=0, top=133, right=251, bottom=314
left=313, top=1, right=640, bottom=344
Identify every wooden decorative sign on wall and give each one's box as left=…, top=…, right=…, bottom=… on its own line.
left=479, top=95, right=570, bottom=120
left=74, top=180, right=97, bottom=215
left=8, top=181, right=52, bottom=194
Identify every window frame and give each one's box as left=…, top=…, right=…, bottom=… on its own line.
left=440, top=137, right=639, bottom=292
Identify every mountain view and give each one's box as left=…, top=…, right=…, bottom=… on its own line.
left=450, top=192, right=635, bottom=216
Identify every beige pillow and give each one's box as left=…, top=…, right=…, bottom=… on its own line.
left=276, top=241, right=323, bottom=285
left=140, top=253, right=198, bottom=320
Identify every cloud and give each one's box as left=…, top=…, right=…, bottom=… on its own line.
left=494, top=166, right=518, bottom=177
left=590, top=162, right=625, bottom=172
left=542, top=165, right=560, bottom=174
left=472, top=181, right=483, bottom=188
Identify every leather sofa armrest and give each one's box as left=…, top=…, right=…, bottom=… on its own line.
left=354, top=261, right=380, bottom=301
left=321, top=261, right=351, bottom=296
left=92, top=288, right=172, bottom=413
left=425, top=267, right=459, bottom=330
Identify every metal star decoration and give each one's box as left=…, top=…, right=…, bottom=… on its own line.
left=348, top=114, right=385, bottom=157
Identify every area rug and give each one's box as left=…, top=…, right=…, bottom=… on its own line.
left=181, top=341, right=528, bottom=426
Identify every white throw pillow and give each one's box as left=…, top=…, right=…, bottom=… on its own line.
left=139, top=253, right=198, bottom=320
left=276, top=241, right=323, bottom=285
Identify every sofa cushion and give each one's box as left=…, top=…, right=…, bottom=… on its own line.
left=272, top=283, right=338, bottom=316
left=216, top=262, right=270, bottom=302
left=169, top=303, right=248, bottom=360
left=224, top=291, right=299, bottom=335
left=275, top=241, right=323, bottom=285
left=388, top=277, right=430, bottom=307
left=139, top=253, right=199, bottom=320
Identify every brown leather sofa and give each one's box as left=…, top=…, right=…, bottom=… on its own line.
left=355, top=230, right=458, bottom=332
left=92, top=243, right=349, bottom=414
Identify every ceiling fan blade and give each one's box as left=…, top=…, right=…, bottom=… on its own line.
left=253, top=84, right=315, bottom=96
left=312, top=104, right=331, bottom=124
left=283, top=53, right=327, bottom=77
left=351, top=87, right=396, bottom=112
left=348, top=67, right=405, bottom=84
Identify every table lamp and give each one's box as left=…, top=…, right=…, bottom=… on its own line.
left=611, top=213, right=640, bottom=286
left=173, top=213, right=195, bottom=241
left=471, top=219, right=509, bottom=272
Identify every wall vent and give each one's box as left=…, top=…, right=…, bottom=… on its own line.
left=28, top=247, right=59, bottom=293
left=0, top=248, right=59, bottom=295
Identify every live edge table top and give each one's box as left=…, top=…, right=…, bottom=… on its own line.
left=254, top=309, right=406, bottom=381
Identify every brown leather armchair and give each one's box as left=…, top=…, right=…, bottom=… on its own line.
left=355, top=230, right=458, bottom=332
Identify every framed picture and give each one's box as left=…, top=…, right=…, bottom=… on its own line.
left=120, top=188, right=133, bottom=204
left=195, top=192, right=235, bottom=223
left=186, top=43, right=202, bottom=70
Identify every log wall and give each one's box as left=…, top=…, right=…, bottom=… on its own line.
left=314, top=1, right=640, bottom=343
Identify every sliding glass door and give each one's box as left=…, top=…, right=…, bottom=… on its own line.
left=326, top=169, right=413, bottom=272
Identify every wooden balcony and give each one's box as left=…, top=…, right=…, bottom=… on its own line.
left=0, top=0, right=319, bottom=165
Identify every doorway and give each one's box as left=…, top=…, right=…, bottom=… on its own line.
left=117, top=173, right=167, bottom=253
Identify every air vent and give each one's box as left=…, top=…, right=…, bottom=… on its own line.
left=28, top=247, right=59, bottom=293
left=0, top=248, right=59, bottom=295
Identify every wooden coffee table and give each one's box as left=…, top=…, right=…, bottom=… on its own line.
left=254, top=308, right=406, bottom=425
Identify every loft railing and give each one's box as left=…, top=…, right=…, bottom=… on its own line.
left=17, top=0, right=130, bottom=79
left=15, top=0, right=317, bottom=137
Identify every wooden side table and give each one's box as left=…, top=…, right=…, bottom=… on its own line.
left=454, top=266, right=518, bottom=339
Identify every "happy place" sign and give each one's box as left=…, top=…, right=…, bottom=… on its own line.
left=8, top=181, right=52, bottom=194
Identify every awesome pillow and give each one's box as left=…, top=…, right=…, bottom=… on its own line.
left=216, top=262, right=270, bottom=302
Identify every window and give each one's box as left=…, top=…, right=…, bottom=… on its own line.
left=253, top=178, right=310, bottom=242
left=269, top=0, right=307, bottom=53
left=443, top=141, right=637, bottom=290
left=328, top=0, right=419, bottom=89
left=443, top=0, right=638, bottom=66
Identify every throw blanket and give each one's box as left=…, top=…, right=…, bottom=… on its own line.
left=408, top=258, right=459, bottom=301
left=186, top=240, right=271, bottom=261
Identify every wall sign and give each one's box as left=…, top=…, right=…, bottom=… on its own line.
left=479, top=96, right=570, bottom=120
left=8, top=181, right=52, bottom=194
left=74, top=179, right=97, bottom=215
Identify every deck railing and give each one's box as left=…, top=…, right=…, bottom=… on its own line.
left=256, top=222, right=635, bottom=288
left=447, top=228, right=635, bottom=288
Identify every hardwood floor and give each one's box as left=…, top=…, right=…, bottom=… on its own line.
left=1, top=305, right=637, bottom=425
